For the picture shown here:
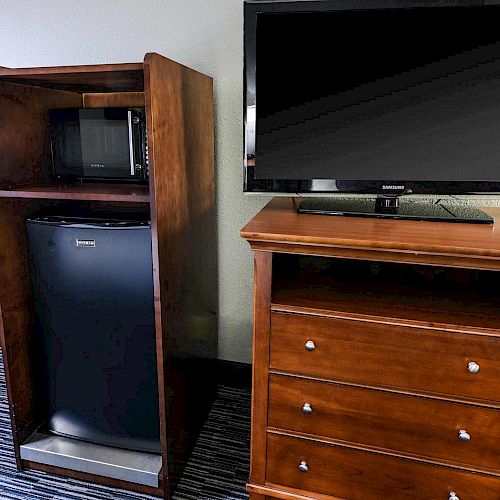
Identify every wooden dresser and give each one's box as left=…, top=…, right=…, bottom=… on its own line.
left=241, top=197, right=500, bottom=500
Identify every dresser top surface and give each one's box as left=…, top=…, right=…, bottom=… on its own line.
left=241, top=197, right=500, bottom=260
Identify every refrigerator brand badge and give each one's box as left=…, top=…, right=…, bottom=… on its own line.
left=76, top=239, right=96, bottom=248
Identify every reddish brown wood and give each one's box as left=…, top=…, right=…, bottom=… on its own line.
left=241, top=199, right=500, bottom=500
left=268, top=374, right=500, bottom=474
left=82, top=91, right=145, bottom=108
left=270, top=312, right=500, bottom=404
left=0, top=184, right=150, bottom=202
left=241, top=198, right=500, bottom=270
left=0, top=52, right=215, bottom=499
left=249, top=251, right=273, bottom=487
left=271, top=370, right=500, bottom=413
left=248, top=494, right=267, bottom=500
left=266, top=433, right=500, bottom=499
left=271, top=303, right=500, bottom=339
left=0, top=304, right=21, bottom=468
left=0, top=200, right=48, bottom=467
left=0, top=62, right=144, bottom=92
left=271, top=275, right=500, bottom=334
left=248, top=484, right=344, bottom=500
left=144, top=52, right=216, bottom=498
left=0, top=62, right=143, bottom=76
left=22, top=460, right=164, bottom=496
left=249, top=239, right=500, bottom=271
left=0, top=81, right=82, bottom=189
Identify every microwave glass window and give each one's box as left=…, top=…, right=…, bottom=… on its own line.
left=61, top=123, right=83, bottom=167
left=79, top=112, right=130, bottom=175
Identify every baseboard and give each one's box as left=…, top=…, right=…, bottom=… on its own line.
left=216, top=360, right=251, bottom=388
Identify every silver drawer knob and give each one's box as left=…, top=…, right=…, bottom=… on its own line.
left=468, top=361, right=480, bottom=374
left=302, top=403, right=313, bottom=414
left=298, top=460, right=309, bottom=473
left=458, top=429, right=471, bottom=441
left=305, top=340, right=316, bottom=351
left=449, top=493, right=460, bottom=500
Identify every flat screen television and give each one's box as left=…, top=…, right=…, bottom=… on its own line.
left=244, top=0, right=500, bottom=207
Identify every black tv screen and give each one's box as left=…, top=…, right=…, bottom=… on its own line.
left=244, top=0, right=500, bottom=194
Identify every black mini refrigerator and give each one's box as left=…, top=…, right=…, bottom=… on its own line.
left=26, top=217, right=160, bottom=455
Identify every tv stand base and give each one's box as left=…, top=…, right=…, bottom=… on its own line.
left=298, top=197, right=494, bottom=224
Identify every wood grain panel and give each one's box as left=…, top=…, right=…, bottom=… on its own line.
left=144, top=52, right=216, bottom=498
left=270, top=312, right=500, bottom=404
left=0, top=184, right=150, bottom=202
left=248, top=483, right=345, bottom=500
left=271, top=275, right=500, bottom=334
left=269, top=374, right=500, bottom=474
left=82, top=92, right=145, bottom=108
left=0, top=63, right=144, bottom=92
left=248, top=493, right=267, bottom=500
left=241, top=198, right=500, bottom=270
left=0, top=81, right=82, bottom=189
left=266, top=433, right=500, bottom=499
left=0, top=200, right=46, bottom=467
left=249, top=251, right=272, bottom=485
left=250, top=239, right=500, bottom=271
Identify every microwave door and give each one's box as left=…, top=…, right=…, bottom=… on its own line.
left=79, top=109, right=132, bottom=178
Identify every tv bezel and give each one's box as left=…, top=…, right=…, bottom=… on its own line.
left=243, top=0, right=500, bottom=195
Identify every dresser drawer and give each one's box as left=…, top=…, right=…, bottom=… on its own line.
left=266, top=433, right=500, bottom=500
left=268, top=374, right=500, bottom=473
left=270, top=312, right=500, bottom=403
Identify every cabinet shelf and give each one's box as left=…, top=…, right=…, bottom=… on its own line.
left=0, top=184, right=150, bottom=203
left=272, top=260, right=500, bottom=334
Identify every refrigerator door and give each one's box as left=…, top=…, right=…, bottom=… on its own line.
left=26, top=217, right=160, bottom=454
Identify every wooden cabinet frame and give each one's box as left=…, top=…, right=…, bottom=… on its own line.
left=0, top=53, right=217, bottom=499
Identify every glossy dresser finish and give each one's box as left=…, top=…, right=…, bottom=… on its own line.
left=241, top=197, right=500, bottom=500
left=270, top=312, right=500, bottom=404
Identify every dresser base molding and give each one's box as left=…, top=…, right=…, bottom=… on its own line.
left=248, top=483, right=342, bottom=500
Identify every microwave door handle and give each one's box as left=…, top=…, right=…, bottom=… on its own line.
left=127, top=110, right=135, bottom=176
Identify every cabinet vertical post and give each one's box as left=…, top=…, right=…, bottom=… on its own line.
left=249, top=251, right=272, bottom=487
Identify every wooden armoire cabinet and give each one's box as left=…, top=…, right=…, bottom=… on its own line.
left=0, top=53, right=216, bottom=498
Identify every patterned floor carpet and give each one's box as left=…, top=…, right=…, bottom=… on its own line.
left=0, top=354, right=251, bottom=500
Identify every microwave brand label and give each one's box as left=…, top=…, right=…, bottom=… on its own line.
left=89, top=163, right=105, bottom=168
left=76, top=239, right=96, bottom=248
left=382, top=185, right=405, bottom=190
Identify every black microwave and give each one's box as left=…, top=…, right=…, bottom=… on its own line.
left=49, top=107, right=148, bottom=182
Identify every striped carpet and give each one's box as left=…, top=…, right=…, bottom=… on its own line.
left=0, top=354, right=251, bottom=500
